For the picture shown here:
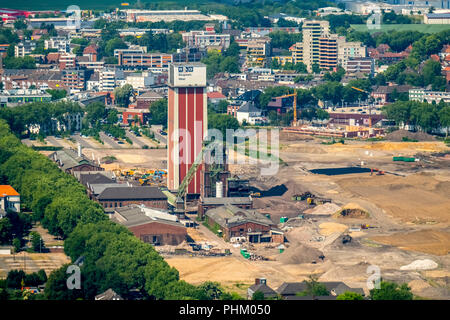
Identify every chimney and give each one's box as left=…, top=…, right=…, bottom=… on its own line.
left=77, top=143, right=82, bottom=157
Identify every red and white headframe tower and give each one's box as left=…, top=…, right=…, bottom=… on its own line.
left=167, top=62, right=207, bottom=195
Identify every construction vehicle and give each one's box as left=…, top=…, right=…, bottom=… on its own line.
left=278, top=89, right=298, bottom=126
left=250, top=191, right=261, bottom=198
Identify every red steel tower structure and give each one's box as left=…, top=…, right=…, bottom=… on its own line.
left=167, top=62, right=207, bottom=194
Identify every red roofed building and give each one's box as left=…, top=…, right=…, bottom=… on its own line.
left=31, top=29, right=48, bottom=41
left=430, top=54, right=440, bottom=62
left=207, top=91, right=226, bottom=104
left=83, top=44, right=98, bottom=62
left=0, top=185, right=20, bottom=214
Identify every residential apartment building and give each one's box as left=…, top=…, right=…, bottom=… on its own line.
left=125, top=72, right=155, bottom=89
left=61, top=68, right=88, bottom=91
left=301, top=20, right=330, bottom=72
left=100, top=69, right=124, bottom=92
left=345, top=57, right=375, bottom=76
left=337, top=37, right=366, bottom=67
left=290, top=20, right=367, bottom=71
left=117, top=52, right=173, bottom=72
left=409, top=89, right=450, bottom=103
left=14, top=41, right=36, bottom=57
left=114, top=46, right=147, bottom=58
left=59, top=53, right=76, bottom=70
left=44, top=37, right=70, bottom=53
left=319, top=34, right=338, bottom=70
left=246, top=39, right=271, bottom=68
left=182, top=30, right=231, bottom=49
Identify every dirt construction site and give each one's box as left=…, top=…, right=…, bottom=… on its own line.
left=28, top=130, right=450, bottom=299
left=166, top=131, right=450, bottom=299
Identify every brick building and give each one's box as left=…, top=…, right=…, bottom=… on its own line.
left=204, top=204, right=282, bottom=243
left=97, top=186, right=167, bottom=211
left=112, top=204, right=186, bottom=245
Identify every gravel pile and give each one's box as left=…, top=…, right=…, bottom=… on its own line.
left=385, top=130, right=436, bottom=142
left=400, top=259, right=438, bottom=271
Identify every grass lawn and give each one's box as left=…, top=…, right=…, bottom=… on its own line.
left=350, top=24, right=450, bottom=34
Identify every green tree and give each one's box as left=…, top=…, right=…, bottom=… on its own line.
left=208, top=113, right=240, bottom=138
left=296, top=275, right=329, bottom=298
left=198, top=281, right=223, bottom=300
left=46, top=89, right=67, bottom=101
left=149, top=98, right=168, bottom=127
left=252, top=290, right=265, bottom=300
left=114, top=84, right=133, bottom=108
left=30, top=231, right=43, bottom=252
left=12, top=237, right=21, bottom=253
left=104, top=38, right=127, bottom=57
left=369, top=281, right=413, bottom=300
left=336, top=291, right=364, bottom=300
left=439, top=105, right=450, bottom=137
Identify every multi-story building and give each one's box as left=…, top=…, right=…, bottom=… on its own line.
left=125, top=72, right=155, bottom=89
left=44, top=37, right=70, bottom=53
left=246, top=39, right=271, bottom=68
left=301, top=20, right=330, bottom=72
left=337, top=37, right=366, bottom=67
left=14, top=41, right=36, bottom=57
left=114, top=46, right=147, bottom=58
left=409, top=89, right=450, bottom=103
left=59, top=53, right=76, bottom=70
left=124, top=9, right=223, bottom=23
left=117, top=52, right=173, bottom=72
left=182, top=30, right=231, bottom=49
left=61, top=68, right=88, bottom=91
left=345, top=57, right=375, bottom=76
left=319, top=34, right=338, bottom=70
left=99, top=68, right=124, bottom=92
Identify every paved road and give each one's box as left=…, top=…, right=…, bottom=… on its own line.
left=71, top=134, right=94, bottom=149
left=150, top=128, right=167, bottom=145
left=45, top=136, right=62, bottom=147
left=99, top=132, right=122, bottom=148
left=125, top=131, right=146, bottom=148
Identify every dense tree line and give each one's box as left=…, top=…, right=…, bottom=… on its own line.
left=0, top=120, right=242, bottom=300
left=268, top=31, right=302, bottom=50
left=0, top=101, right=83, bottom=138
left=383, top=100, right=450, bottom=134
left=201, top=41, right=240, bottom=78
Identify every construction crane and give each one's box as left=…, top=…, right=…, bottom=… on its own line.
left=351, top=86, right=373, bottom=128
left=278, top=89, right=298, bottom=126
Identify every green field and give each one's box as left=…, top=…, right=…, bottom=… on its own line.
left=350, top=24, right=450, bottom=34
left=0, top=0, right=213, bottom=10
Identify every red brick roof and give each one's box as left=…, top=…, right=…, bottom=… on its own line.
left=207, top=91, right=226, bottom=99
left=0, top=185, right=19, bottom=197
left=83, top=44, right=98, bottom=54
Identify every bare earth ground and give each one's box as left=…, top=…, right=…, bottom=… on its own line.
left=168, top=136, right=450, bottom=299
left=34, top=134, right=450, bottom=298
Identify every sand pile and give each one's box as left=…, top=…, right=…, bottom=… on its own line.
left=278, top=243, right=324, bottom=264
left=385, top=130, right=436, bottom=142
left=334, top=203, right=370, bottom=219
left=319, top=222, right=348, bottom=236
left=304, top=203, right=341, bottom=216
left=400, top=259, right=438, bottom=271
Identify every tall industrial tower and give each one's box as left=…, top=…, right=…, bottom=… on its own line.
left=167, top=62, right=207, bottom=195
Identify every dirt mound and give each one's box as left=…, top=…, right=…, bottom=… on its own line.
left=278, top=243, right=324, bottom=264
left=385, top=130, right=436, bottom=142
left=304, top=203, right=341, bottom=216
left=334, top=203, right=370, bottom=219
